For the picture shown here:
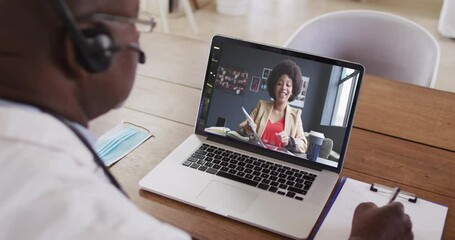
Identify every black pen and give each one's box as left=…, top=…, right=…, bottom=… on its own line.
left=388, top=187, right=401, bottom=204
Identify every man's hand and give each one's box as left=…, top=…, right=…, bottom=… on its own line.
left=349, top=202, right=413, bottom=240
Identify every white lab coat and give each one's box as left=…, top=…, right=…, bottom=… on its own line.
left=0, top=106, right=190, bottom=240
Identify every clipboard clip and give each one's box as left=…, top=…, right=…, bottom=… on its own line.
left=370, top=183, right=418, bottom=203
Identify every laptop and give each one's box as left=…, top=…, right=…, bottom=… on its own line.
left=139, top=35, right=364, bottom=239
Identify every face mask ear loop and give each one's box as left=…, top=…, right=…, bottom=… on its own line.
left=124, top=121, right=152, bottom=134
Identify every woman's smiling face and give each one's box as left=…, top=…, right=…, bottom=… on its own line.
left=274, top=74, right=293, bottom=104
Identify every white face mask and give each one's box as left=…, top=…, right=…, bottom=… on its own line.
left=94, top=122, right=153, bottom=166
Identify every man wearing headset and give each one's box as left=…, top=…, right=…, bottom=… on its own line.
left=0, top=0, right=412, bottom=239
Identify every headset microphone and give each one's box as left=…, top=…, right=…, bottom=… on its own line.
left=110, top=43, right=146, bottom=64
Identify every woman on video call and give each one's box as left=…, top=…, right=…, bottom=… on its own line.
left=238, top=59, right=307, bottom=153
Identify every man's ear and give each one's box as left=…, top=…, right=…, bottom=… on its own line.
left=63, top=33, right=88, bottom=78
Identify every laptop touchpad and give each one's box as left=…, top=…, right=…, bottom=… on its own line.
left=197, top=181, right=257, bottom=214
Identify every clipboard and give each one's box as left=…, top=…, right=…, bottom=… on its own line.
left=312, top=177, right=448, bottom=240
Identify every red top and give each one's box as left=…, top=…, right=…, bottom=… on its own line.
left=261, top=117, right=285, bottom=148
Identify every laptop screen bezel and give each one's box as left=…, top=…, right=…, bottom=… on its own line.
left=194, top=35, right=364, bottom=174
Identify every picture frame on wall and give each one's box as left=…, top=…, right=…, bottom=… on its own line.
left=214, top=65, right=249, bottom=95
left=290, top=76, right=310, bottom=108
left=262, top=68, right=272, bottom=79
left=250, top=76, right=261, bottom=92
left=260, top=79, right=267, bottom=90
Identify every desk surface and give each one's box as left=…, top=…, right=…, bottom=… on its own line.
left=356, top=76, right=455, bottom=151
left=90, top=32, right=454, bottom=240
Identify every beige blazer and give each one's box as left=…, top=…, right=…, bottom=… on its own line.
left=239, top=100, right=308, bottom=153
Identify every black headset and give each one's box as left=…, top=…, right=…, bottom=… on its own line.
left=53, top=0, right=146, bottom=73
left=53, top=0, right=114, bottom=73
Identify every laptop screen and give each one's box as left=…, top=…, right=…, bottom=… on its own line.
left=196, top=36, right=363, bottom=172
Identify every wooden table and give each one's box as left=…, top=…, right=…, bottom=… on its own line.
left=90, top=32, right=454, bottom=239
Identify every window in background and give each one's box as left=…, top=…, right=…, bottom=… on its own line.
left=332, top=68, right=358, bottom=126
left=321, top=67, right=359, bottom=127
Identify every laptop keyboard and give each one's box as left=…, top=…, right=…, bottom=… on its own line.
left=182, top=143, right=317, bottom=202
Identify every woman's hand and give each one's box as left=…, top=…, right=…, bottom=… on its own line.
left=275, top=131, right=290, bottom=146
left=244, top=121, right=257, bottom=135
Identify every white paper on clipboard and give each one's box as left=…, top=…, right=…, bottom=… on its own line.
left=313, top=177, right=448, bottom=240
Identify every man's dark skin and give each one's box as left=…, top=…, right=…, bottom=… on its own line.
left=0, top=0, right=413, bottom=239
left=350, top=202, right=413, bottom=239
left=0, top=0, right=139, bottom=126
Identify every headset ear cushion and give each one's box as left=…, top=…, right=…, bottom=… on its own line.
left=78, top=28, right=114, bottom=73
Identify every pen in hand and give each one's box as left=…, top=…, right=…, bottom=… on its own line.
left=388, top=187, right=401, bottom=204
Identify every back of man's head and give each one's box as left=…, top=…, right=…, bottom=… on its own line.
left=0, top=0, right=61, bottom=59
left=0, top=0, right=141, bottom=125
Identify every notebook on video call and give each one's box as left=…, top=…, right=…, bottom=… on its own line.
left=139, top=35, right=364, bottom=239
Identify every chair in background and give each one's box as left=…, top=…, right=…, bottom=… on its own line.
left=285, top=10, right=440, bottom=88
left=158, top=0, right=199, bottom=34
left=439, top=0, right=455, bottom=38
left=141, top=0, right=199, bottom=34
